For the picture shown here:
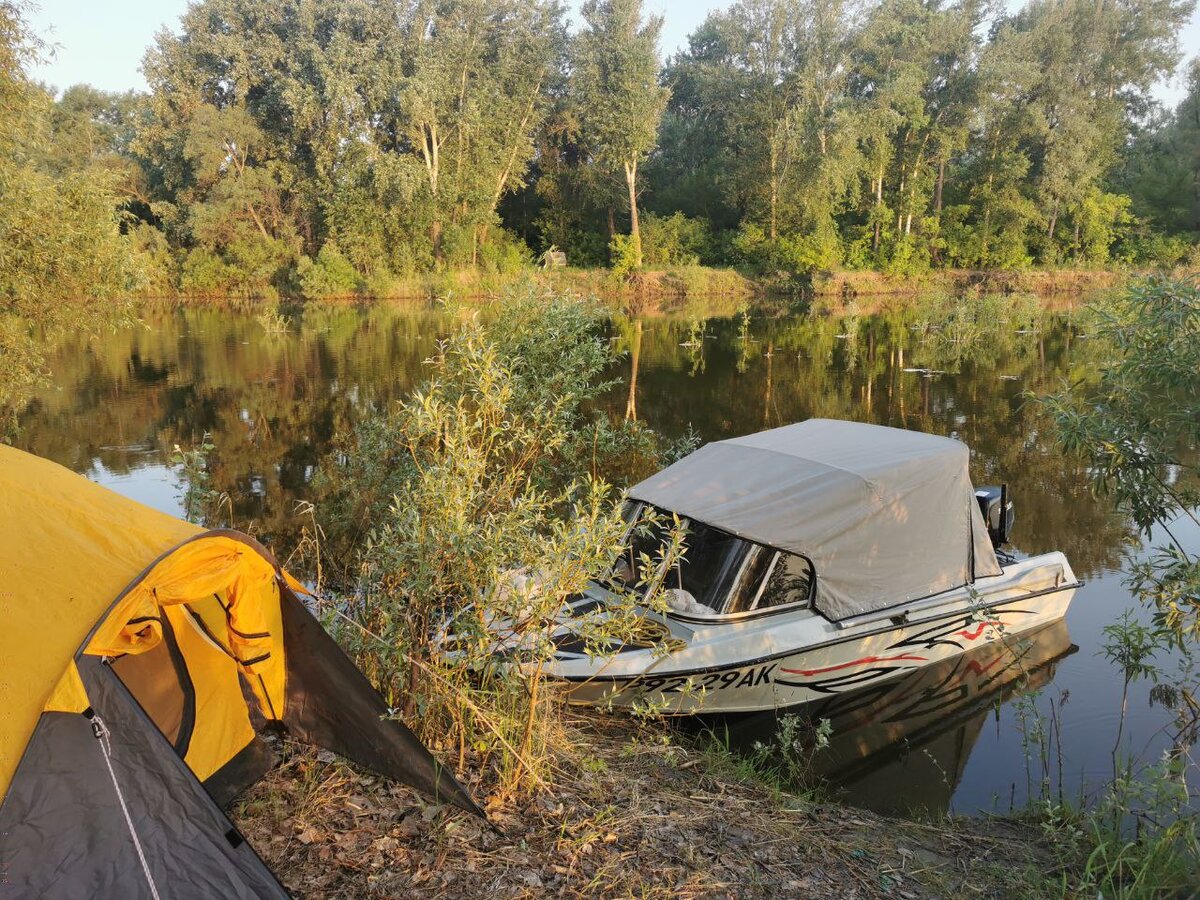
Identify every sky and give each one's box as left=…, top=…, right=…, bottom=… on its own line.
left=24, top=0, right=1200, bottom=108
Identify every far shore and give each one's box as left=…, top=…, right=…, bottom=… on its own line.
left=137, top=265, right=1137, bottom=315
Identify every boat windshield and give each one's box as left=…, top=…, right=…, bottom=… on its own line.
left=609, top=504, right=778, bottom=616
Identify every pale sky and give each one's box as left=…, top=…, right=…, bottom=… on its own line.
left=25, top=0, right=1200, bottom=108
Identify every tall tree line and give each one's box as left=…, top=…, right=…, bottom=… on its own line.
left=646, top=0, right=1197, bottom=272
left=5, top=0, right=1200, bottom=305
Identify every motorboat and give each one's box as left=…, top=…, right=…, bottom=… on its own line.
left=502, top=419, right=1081, bottom=714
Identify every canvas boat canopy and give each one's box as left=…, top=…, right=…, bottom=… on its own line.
left=628, top=419, right=1003, bottom=621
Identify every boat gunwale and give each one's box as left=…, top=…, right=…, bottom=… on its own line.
left=554, top=579, right=1082, bottom=683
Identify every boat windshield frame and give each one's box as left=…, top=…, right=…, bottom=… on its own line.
left=605, top=501, right=818, bottom=623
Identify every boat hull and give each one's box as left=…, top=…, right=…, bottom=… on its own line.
left=558, top=579, right=1077, bottom=714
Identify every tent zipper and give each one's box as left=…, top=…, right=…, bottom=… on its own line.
left=87, top=707, right=164, bottom=900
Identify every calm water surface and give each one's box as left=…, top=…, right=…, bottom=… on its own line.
left=14, top=298, right=1197, bottom=817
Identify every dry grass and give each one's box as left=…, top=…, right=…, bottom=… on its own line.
left=148, top=266, right=760, bottom=308
left=233, top=713, right=1056, bottom=899
left=810, top=268, right=1124, bottom=299
left=408, top=267, right=758, bottom=310
left=148, top=266, right=1124, bottom=312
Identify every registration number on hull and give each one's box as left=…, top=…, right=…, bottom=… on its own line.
left=633, top=663, right=777, bottom=695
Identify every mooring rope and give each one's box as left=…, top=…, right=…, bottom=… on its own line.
left=90, top=713, right=163, bottom=900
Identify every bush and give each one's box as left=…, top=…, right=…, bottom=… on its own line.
left=840, top=227, right=876, bottom=270
left=557, top=229, right=609, bottom=269
left=318, top=290, right=688, bottom=799
left=386, top=241, right=420, bottom=280
left=1074, top=190, right=1133, bottom=265
left=361, top=268, right=400, bottom=299
left=730, top=223, right=834, bottom=274
left=179, top=234, right=293, bottom=300
left=128, top=222, right=178, bottom=297
left=609, top=232, right=641, bottom=276
left=439, top=223, right=477, bottom=270
left=640, top=212, right=712, bottom=267
left=179, top=247, right=242, bottom=299
left=478, top=229, right=533, bottom=275
left=729, top=224, right=769, bottom=268
left=883, top=232, right=932, bottom=276
left=1041, top=276, right=1200, bottom=646
left=296, top=242, right=361, bottom=300
left=938, top=202, right=1035, bottom=270
left=1115, top=227, right=1196, bottom=268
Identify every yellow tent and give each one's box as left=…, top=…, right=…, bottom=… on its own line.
left=0, top=445, right=478, bottom=899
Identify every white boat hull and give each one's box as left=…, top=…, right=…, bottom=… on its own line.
left=551, top=553, right=1078, bottom=715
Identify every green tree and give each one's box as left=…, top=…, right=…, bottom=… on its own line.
left=667, top=0, right=808, bottom=241
left=1001, top=0, right=1194, bottom=263
left=527, top=99, right=620, bottom=264
left=662, top=0, right=861, bottom=269
left=573, top=0, right=670, bottom=268
left=1119, top=58, right=1200, bottom=238
left=845, top=0, right=987, bottom=270
left=136, top=0, right=320, bottom=279
left=0, top=1, right=139, bottom=415
left=943, top=18, right=1042, bottom=268
left=138, top=0, right=563, bottom=278
left=651, top=14, right=749, bottom=234
left=7, top=0, right=1200, bottom=299
left=790, top=0, right=863, bottom=262
left=386, top=0, right=565, bottom=266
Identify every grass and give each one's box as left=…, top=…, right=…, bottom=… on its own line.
left=1010, top=786, right=1200, bottom=899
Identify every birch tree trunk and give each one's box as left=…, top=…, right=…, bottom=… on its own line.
left=934, top=158, right=946, bottom=217
left=872, top=166, right=884, bottom=253
left=625, top=158, right=642, bottom=268
left=769, top=139, right=779, bottom=240
left=420, top=121, right=443, bottom=262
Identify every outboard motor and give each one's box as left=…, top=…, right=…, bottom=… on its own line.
left=975, top=484, right=1014, bottom=548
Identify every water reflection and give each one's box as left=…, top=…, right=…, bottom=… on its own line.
left=701, top=620, right=1076, bottom=817
left=13, top=296, right=1180, bottom=816
left=17, top=305, right=449, bottom=541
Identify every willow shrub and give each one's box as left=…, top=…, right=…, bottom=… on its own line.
left=1040, top=276, right=1200, bottom=646
left=320, top=289, right=689, bottom=799
left=295, top=243, right=362, bottom=300
left=0, top=165, right=141, bottom=414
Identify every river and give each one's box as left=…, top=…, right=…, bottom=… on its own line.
left=12, top=295, right=1197, bottom=818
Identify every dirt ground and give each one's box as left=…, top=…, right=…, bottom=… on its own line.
left=233, top=715, right=1063, bottom=899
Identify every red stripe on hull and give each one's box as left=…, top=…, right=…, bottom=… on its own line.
left=780, top=653, right=928, bottom=677
left=955, top=621, right=1002, bottom=641
left=964, top=655, right=1007, bottom=677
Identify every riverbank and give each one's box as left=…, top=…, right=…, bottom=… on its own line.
left=390, top=265, right=1124, bottom=308
left=234, top=712, right=1059, bottom=899
left=332, top=265, right=1126, bottom=307
left=24, top=284, right=1196, bottom=898
left=335, top=265, right=759, bottom=310
left=147, top=264, right=1132, bottom=313
left=808, top=267, right=1124, bottom=299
